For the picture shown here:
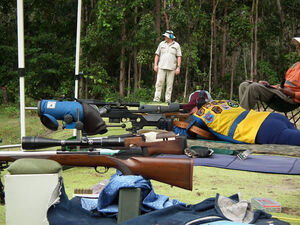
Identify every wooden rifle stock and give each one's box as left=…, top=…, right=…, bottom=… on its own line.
left=0, top=151, right=193, bottom=190
left=164, top=112, right=190, bottom=121
left=123, top=135, right=186, bottom=156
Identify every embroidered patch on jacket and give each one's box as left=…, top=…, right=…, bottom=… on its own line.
left=220, top=103, right=231, bottom=110
left=203, top=111, right=215, bottom=123
left=212, top=106, right=222, bottom=114
left=196, top=108, right=205, bottom=116
left=227, top=101, right=239, bottom=108
left=204, top=103, right=212, bottom=109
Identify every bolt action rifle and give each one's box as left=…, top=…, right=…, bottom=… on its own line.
left=21, top=134, right=187, bottom=156
left=80, top=99, right=189, bottom=133
left=0, top=150, right=193, bottom=191
left=0, top=134, right=192, bottom=204
left=38, top=99, right=189, bottom=135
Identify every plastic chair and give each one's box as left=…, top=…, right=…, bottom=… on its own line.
left=257, top=95, right=300, bottom=128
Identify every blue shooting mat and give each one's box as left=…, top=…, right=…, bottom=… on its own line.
left=158, top=154, right=300, bottom=174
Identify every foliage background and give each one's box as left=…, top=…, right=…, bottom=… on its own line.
left=0, top=0, right=300, bottom=104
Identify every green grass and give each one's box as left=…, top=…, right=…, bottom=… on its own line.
left=0, top=106, right=300, bottom=225
left=0, top=107, right=49, bottom=145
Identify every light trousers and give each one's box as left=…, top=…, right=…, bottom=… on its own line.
left=153, top=69, right=175, bottom=102
left=239, top=81, right=294, bottom=110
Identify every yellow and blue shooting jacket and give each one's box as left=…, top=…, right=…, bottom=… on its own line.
left=192, top=100, right=271, bottom=144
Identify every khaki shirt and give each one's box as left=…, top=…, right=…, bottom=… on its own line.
left=155, top=41, right=182, bottom=70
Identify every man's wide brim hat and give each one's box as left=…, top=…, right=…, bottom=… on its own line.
left=163, top=30, right=176, bottom=39
left=292, top=37, right=300, bottom=46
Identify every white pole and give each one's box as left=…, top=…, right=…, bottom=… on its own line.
left=74, top=0, right=82, bottom=99
left=73, top=0, right=82, bottom=137
left=17, top=0, right=26, bottom=141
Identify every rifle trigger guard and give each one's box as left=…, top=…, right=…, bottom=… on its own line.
left=94, top=166, right=109, bottom=174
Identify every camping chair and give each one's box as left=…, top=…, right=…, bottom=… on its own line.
left=257, top=95, right=300, bottom=128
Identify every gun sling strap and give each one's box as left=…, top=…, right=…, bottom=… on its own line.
left=173, top=121, right=216, bottom=140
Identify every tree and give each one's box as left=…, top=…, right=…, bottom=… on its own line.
left=1, top=0, right=299, bottom=103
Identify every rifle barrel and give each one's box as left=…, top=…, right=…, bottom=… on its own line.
left=138, top=103, right=181, bottom=113
left=79, top=99, right=140, bottom=107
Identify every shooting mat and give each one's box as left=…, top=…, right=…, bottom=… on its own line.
left=158, top=153, right=300, bottom=174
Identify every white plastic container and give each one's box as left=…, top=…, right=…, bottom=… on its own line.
left=5, top=173, right=60, bottom=225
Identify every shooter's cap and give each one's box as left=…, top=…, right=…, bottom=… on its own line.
left=196, top=91, right=210, bottom=108
left=163, top=30, right=176, bottom=39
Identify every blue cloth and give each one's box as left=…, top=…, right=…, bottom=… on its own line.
left=201, top=221, right=253, bottom=225
left=47, top=180, right=289, bottom=225
left=121, top=194, right=289, bottom=225
left=81, top=171, right=185, bottom=216
left=173, top=125, right=189, bottom=136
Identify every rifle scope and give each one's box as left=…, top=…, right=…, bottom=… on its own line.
left=22, top=136, right=126, bottom=150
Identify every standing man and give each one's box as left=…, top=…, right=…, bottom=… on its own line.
left=153, top=30, right=182, bottom=103
left=239, top=37, right=300, bottom=110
